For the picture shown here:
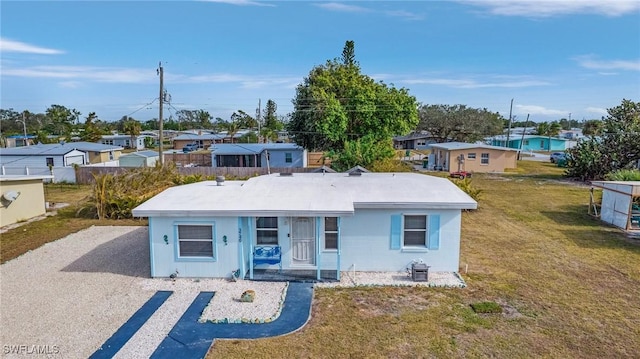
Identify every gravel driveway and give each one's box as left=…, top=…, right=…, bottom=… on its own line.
left=1, top=225, right=465, bottom=358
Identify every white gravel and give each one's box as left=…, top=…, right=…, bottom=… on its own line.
left=0, top=225, right=465, bottom=358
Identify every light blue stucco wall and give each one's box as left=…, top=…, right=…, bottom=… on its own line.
left=147, top=207, right=463, bottom=277
left=148, top=216, right=241, bottom=278
left=318, top=208, right=462, bottom=272
left=261, top=149, right=305, bottom=168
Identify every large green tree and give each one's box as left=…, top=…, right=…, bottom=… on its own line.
left=287, top=40, right=418, bottom=160
left=416, top=104, right=504, bottom=143
left=566, top=99, right=640, bottom=180
left=44, top=104, right=80, bottom=137
left=81, top=112, right=107, bottom=142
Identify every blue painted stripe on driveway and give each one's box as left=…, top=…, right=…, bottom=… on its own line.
left=90, top=290, right=173, bottom=359
left=151, top=282, right=314, bottom=359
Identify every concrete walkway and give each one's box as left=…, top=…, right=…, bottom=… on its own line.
left=150, top=282, right=314, bottom=359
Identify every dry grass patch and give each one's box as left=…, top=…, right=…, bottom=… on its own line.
left=210, top=162, right=640, bottom=358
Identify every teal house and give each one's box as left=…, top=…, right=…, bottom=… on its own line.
left=489, top=135, right=568, bottom=152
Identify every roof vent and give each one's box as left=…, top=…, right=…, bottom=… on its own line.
left=215, top=176, right=225, bottom=186
left=348, top=171, right=362, bottom=176
left=279, top=172, right=293, bottom=176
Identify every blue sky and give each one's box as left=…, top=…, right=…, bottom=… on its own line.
left=1, top=1, right=639, bottom=125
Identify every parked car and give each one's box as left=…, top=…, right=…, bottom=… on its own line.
left=182, top=143, right=199, bottom=153
left=550, top=152, right=565, bottom=163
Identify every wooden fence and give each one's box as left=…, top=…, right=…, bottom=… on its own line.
left=75, top=166, right=318, bottom=184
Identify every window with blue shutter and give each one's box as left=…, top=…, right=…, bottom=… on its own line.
left=390, top=215, right=402, bottom=249
left=428, top=215, right=440, bottom=250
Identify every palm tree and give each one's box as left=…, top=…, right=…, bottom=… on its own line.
left=537, top=121, right=562, bottom=151
left=123, top=119, right=142, bottom=149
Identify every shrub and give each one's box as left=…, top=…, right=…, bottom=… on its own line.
left=450, top=177, right=482, bottom=203
left=604, top=169, right=640, bottom=181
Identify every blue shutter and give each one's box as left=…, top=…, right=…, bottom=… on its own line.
left=428, top=215, right=440, bottom=250
left=390, top=215, right=402, bottom=250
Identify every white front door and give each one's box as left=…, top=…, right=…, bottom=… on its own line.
left=291, top=217, right=315, bottom=266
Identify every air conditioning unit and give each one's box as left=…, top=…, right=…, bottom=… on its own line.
left=411, top=263, right=430, bottom=282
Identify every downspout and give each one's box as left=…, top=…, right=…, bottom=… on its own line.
left=337, top=217, right=341, bottom=281
left=248, top=218, right=254, bottom=280
left=316, top=217, right=321, bottom=281
left=238, top=218, right=244, bottom=278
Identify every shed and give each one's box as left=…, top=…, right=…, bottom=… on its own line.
left=429, top=142, right=518, bottom=173
left=590, top=181, right=640, bottom=231
left=119, top=150, right=159, bottom=168
left=0, top=174, right=54, bottom=227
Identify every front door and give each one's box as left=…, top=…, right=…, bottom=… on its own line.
left=291, top=217, right=315, bottom=266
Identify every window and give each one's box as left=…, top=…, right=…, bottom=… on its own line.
left=404, top=215, right=427, bottom=247
left=109, top=151, right=114, bottom=160
left=104, top=140, right=114, bottom=145
left=177, top=225, right=214, bottom=258
left=285, top=153, right=292, bottom=163
left=324, top=217, right=338, bottom=250
left=467, top=153, right=476, bottom=160
left=46, top=157, right=54, bottom=167
left=481, top=153, right=489, bottom=165
left=256, top=217, right=278, bottom=245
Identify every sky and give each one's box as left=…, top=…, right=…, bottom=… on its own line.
left=1, top=1, right=639, bottom=125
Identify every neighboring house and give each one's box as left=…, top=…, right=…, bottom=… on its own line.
left=71, top=142, right=124, bottom=164
left=488, top=135, right=568, bottom=152
left=0, top=143, right=88, bottom=168
left=590, top=181, right=640, bottom=232
left=0, top=142, right=122, bottom=169
left=99, top=134, right=148, bottom=150
left=210, top=143, right=307, bottom=168
left=131, top=172, right=477, bottom=279
left=119, top=150, right=159, bottom=168
left=3, top=135, right=36, bottom=148
left=172, top=134, right=225, bottom=151
left=429, top=142, right=518, bottom=173
left=393, top=132, right=437, bottom=150
left=0, top=174, right=53, bottom=227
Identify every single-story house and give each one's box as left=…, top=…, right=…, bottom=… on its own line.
left=3, top=135, right=36, bottom=148
left=131, top=172, right=477, bottom=280
left=119, top=150, right=160, bottom=168
left=172, top=134, right=225, bottom=151
left=1, top=143, right=88, bottom=168
left=210, top=143, right=307, bottom=168
left=590, top=181, right=640, bottom=232
left=0, top=174, right=53, bottom=227
left=488, top=135, right=568, bottom=152
left=70, top=142, right=124, bottom=164
left=429, top=142, right=518, bottom=173
left=99, top=134, right=149, bottom=150
left=393, top=132, right=437, bottom=150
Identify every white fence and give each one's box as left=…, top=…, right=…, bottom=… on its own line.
left=1, top=166, right=77, bottom=183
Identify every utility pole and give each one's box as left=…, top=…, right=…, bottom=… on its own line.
left=21, top=112, right=29, bottom=146
left=158, top=62, right=164, bottom=165
left=518, top=114, right=529, bottom=160
left=256, top=99, right=261, bottom=143
left=505, top=98, right=514, bottom=148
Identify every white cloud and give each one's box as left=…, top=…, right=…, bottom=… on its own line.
left=585, top=106, right=608, bottom=115
left=200, top=0, right=275, bottom=7
left=401, top=76, right=550, bottom=88
left=315, top=2, right=423, bottom=20
left=314, top=2, right=372, bottom=13
left=574, top=55, right=640, bottom=71
left=462, top=0, right=640, bottom=17
left=516, top=104, right=568, bottom=116
left=2, top=65, right=154, bottom=83
left=0, top=38, right=64, bottom=54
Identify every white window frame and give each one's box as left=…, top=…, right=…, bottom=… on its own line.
left=256, top=217, right=278, bottom=245
left=323, top=217, right=338, bottom=251
left=176, top=224, right=215, bottom=260
left=403, top=215, right=427, bottom=248
left=481, top=153, right=490, bottom=165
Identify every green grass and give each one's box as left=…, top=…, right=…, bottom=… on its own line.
left=209, top=161, right=640, bottom=358
left=2, top=162, right=639, bottom=358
